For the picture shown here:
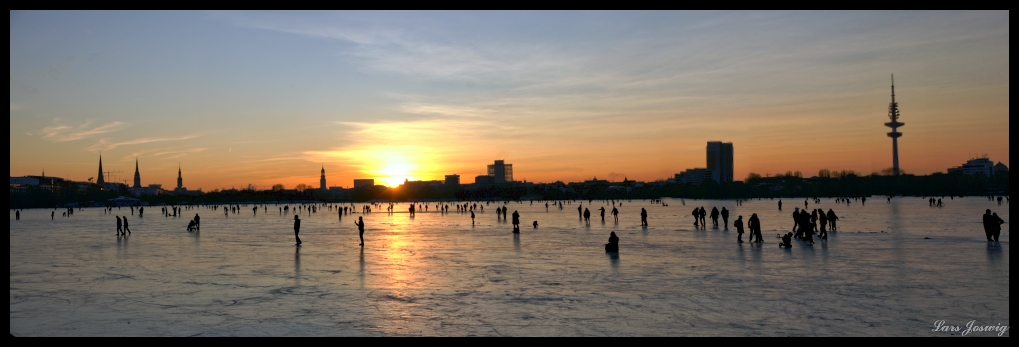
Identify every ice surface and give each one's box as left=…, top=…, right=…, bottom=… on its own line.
left=9, top=198, right=1009, bottom=336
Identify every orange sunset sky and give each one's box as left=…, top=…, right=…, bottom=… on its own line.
left=10, top=11, right=1009, bottom=190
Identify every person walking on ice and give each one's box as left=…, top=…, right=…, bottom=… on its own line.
left=293, top=215, right=302, bottom=246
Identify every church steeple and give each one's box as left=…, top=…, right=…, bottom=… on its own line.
left=320, top=165, right=327, bottom=191
left=97, top=153, right=105, bottom=185
left=133, top=158, right=142, bottom=188
left=177, top=164, right=183, bottom=190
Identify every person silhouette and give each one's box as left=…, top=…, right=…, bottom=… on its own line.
left=692, top=208, right=700, bottom=227
left=818, top=211, right=829, bottom=240
left=122, top=217, right=130, bottom=235
left=983, top=210, right=995, bottom=242
left=611, top=207, right=619, bottom=222
left=734, top=216, right=745, bottom=243
left=990, top=213, right=1004, bottom=242
left=584, top=208, right=591, bottom=224
left=471, top=211, right=476, bottom=225
left=355, top=217, right=366, bottom=246
left=194, top=214, right=201, bottom=231
left=721, top=207, right=730, bottom=230
left=578, top=205, right=583, bottom=219
left=698, top=207, right=707, bottom=227
left=546, top=203, right=549, bottom=212
left=826, top=209, right=838, bottom=232
left=748, top=214, right=761, bottom=243
left=780, top=233, right=793, bottom=248
left=533, top=221, right=538, bottom=229
left=640, top=208, right=648, bottom=227
left=605, top=232, right=619, bottom=252
left=116, top=216, right=123, bottom=235
left=599, top=207, right=606, bottom=222
left=811, top=209, right=819, bottom=234
left=512, top=211, right=521, bottom=233
left=293, top=215, right=302, bottom=245
left=798, top=209, right=811, bottom=240
left=778, top=200, right=783, bottom=211
left=792, top=208, right=802, bottom=238
left=710, top=207, right=720, bottom=228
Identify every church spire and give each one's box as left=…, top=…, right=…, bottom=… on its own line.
left=97, top=153, right=105, bottom=185
left=320, top=165, right=327, bottom=191
left=133, top=158, right=142, bottom=188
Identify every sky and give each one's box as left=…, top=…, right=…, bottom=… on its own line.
left=10, top=11, right=1010, bottom=190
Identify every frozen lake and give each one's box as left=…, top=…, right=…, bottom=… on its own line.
left=9, top=197, right=1009, bottom=336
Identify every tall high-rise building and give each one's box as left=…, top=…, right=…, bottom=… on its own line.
left=706, top=142, right=734, bottom=184
left=487, top=160, right=513, bottom=184
left=885, top=75, right=904, bottom=177
left=320, top=166, right=327, bottom=191
left=133, top=158, right=142, bottom=188
left=97, top=154, right=105, bottom=185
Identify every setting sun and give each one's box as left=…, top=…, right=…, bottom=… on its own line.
left=379, top=163, right=416, bottom=187
left=377, top=161, right=417, bottom=187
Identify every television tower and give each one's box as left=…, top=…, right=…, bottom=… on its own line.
left=885, top=75, right=904, bottom=176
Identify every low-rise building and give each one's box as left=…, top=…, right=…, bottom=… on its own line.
left=948, top=158, right=995, bottom=177
left=445, top=174, right=461, bottom=187
left=675, top=168, right=713, bottom=185
left=353, top=179, right=375, bottom=189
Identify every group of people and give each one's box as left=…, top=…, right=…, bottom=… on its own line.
left=287, top=214, right=366, bottom=247
left=733, top=214, right=763, bottom=243
left=115, top=215, right=130, bottom=236
left=85, top=198, right=1006, bottom=252
left=691, top=207, right=733, bottom=229
left=791, top=208, right=839, bottom=244
left=982, top=210, right=1005, bottom=242
left=186, top=214, right=201, bottom=232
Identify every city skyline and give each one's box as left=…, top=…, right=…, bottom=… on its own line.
left=10, top=11, right=1010, bottom=191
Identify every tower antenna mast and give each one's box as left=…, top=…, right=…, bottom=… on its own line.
left=885, top=74, right=904, bottom=176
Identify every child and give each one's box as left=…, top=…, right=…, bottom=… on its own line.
left=780, top=233, right=793, bottom=248
left=734, top=216, right=745, bottom=243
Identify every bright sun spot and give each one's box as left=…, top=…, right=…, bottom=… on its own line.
left=379, top=162, right=416, bottom=187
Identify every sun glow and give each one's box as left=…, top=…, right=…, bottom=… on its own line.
left=378, top=162, right=417, bottom=187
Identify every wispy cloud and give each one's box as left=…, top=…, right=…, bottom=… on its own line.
left=89, top=135, right=199, bottom=151
left=153, top=148, right=208, bottom=159
left=36, top=120, right=129, bottom=142
left=400, top=104, right=497, bottom=118
left=223, top=12, right=568, bottom=83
